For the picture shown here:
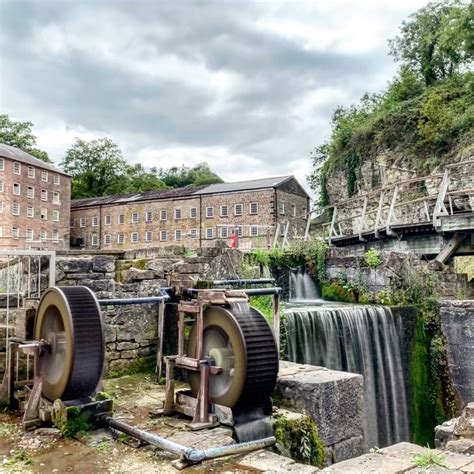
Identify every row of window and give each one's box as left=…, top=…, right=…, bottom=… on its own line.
left=0, top=159, right=61, bottom=184
left=0, top=181, right=61, bottom=203
left=0, top=201, right=60, bottom=221
left=8, top=227, right=60, bottom=241
left=75, top=203, right=260, bottom=228
left=87, top=225, right=261, bottom=246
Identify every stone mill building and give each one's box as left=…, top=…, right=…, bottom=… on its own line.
left=0, top=144, right=71, bottom=249
left=70, top=175, right=310, bottom=250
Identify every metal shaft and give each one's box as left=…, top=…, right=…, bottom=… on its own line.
left=212, top=278, right=275, bottom=286
left=105, top=417, right=275, bottom=463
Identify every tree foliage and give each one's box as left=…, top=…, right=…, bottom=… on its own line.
left=0, top=114, right=50, bottom=162
left=389, top=0, right=473, bottom=86
left=308, top=0, right=474, bottom=208
left=158, top=163, right=223, bottom=188
left=61, top=138, right=223, bottom=199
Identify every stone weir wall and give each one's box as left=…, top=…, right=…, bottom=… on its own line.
left=440, top=299, right=474, bottom=406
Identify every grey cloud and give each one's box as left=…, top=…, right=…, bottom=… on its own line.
left=0, top=0, right=415, bottom=186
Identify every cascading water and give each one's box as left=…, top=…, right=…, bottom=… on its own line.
left=285, top=303, right=409, bottom=449
left=289, top=267, right=321, bottom=302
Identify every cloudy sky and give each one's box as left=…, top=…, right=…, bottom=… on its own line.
left=0, top=0, right=428, bottom=191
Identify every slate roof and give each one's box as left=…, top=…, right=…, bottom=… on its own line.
left=71, top=175, right=308, bottom=209
left=0, top=143, right=69, bottom=176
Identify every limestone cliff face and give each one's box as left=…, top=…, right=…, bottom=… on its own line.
left=325, top=140, right=474, bottom=205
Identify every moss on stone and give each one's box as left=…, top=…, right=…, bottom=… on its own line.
left=321, top=281, right=356, bottom=303
left=107, top=355, right=156, bottom=378
left=273, top=413, right=326, bottom=468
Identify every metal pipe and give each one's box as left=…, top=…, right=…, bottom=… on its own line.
left=98, top=294, right=170, bottom=306
left=105, top=417, right=275, bottom=463
left=186, top=287, right=282, bottom=297
left=212, top=278, right=274, bottom=286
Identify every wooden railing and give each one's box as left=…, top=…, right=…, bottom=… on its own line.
left=319, top=161, right=473, bottom=243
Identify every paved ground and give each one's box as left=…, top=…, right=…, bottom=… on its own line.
left=0, top=374, right=314, bottom=473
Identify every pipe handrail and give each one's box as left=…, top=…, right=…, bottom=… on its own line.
left=212, top=278, right=275, bottom=286
left=186, top=287, right=282, bottom=296
left=98, top=292, right=170, bottom=306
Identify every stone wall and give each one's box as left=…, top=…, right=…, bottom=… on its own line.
left=440, top=300, right=474, bottom=406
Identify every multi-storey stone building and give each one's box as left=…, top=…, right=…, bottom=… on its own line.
left=70, top=176, right=310, bottom=250
left=0, top=144, right=71, bottom=249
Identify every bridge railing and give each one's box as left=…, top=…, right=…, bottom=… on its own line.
left=322, top=161, right=473, bottom=243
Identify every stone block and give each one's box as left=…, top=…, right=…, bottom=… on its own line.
left=276, top=361, right=365, bottom=459
left=104, top=326, right=117, bottom=343
left=124, top=268, right=155, bottom=283
left=58, top=258, right=93, bottom=273
left=82, top=279, right=115, bottom=292
left=120, top=350, right=138, bottom=359
left=238, top=449, right=319, bottom=473
left=108, top=359, right=132, bottom=373
left=116, top=341, right=139, bottom=351
left=66, top=273, right=104, bottom=280
left=92, top=255, right=116, bottom=273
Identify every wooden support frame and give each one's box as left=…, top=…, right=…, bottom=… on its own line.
left=386, top=186, right=399, bottom=236
left=374, top=191, right=385, bottom=238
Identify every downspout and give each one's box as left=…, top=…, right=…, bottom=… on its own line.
left=199, top=194, right=202, bottom=249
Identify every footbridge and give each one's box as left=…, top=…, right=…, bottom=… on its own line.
left=320, top=161, right=473, bottom=262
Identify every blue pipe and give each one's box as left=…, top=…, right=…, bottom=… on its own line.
left=98, top=290, right=170, bottom=306
left=212, top=278, right=275, bottom=286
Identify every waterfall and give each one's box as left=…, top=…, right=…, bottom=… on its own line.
left=285, top=303, right=409, bottom=449
left=289, top=267, right=320, bottom=302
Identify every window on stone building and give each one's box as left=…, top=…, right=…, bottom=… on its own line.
left=41, top=208, right=48, bottom=220
left=0, top=158, right=4, bottom=171
left=0, top=201, right=4, bottom=213
left=12, top=203, right=20, bottom=215
left=250, top=225, right=259, bottom=237
left=12, top=227, right=19, bottom=238
left=174, top=208, right=182, bottom=220
left=27, top=186, right=34, bottom=198
left=131, top=212, right=139, bottom=223
left=175, top=229, right=182, bottom=240
left=278, top=202, right=285, bottom=215
left=220, top=205, right=228, bottom=217
left=0, top=227, right=2, bottom=238
left=40, top=229, right=46, bottom=240
left=41, top=189, right=48, bottom=201
left=206, top=207, right=214, bottom=218
left=26, top=229, right=33, bottom=241
left=118, top=214, right=125, bottom=224
left=13, top=162, right=21, bottom=175
left=52, top=230, right=59, bottom=242
left=146, top=210, right=153, bottom=222
left=0, top=181, right=3, bottom=192
left=145, top=231, right=153, bottom=242
left=235, top=225, right=243, bottom=237
left=234, top=204, right=243, bottom=216
left=160, top=210, right=167, bottom=221
left=28, top=167, right=35, bottom=178
left=41, top=170, right=48, bottom=182
left=104, top=234, right=112, bottom=245
left=249, top=202, right=258, bottom=215
left=190, top=228, right=198, bottom=239
left=117, top=233, right=125, bottom=244
left=53, top=192, right=60, bottom=204
left=293, top=205, right=297, bottom=217
left=27, top=206, right=34, bottom=218
left=79, top=217, right=85, bottom=227
left=104, top=215, right=111, bottom=225
left=13, top=183, right=20, bottom=195
left=53, top=210, right=59, bottom=222
left=131, top=232, right=139, bottom=243
left=160, top=230, right=167, bottom=241
left=91, top=234, right=99, bottom=246
left=53, top=174, right=60, bottom=185
left=206, top=227, right=213, bottom=239
left=92, top=216, right=99, bottom=227
left=280, top=224, right=286, bottom=236
left=190, top=207, right=197, bottom=218
left=219, top=227, right=228, bottom=238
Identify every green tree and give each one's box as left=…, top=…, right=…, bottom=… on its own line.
left=61, top=138, right=129, bottom=198
left=124, top=164, right=166, bottom=192
left=389, top=0, right=473, bottom=86
left=158, top=162, right=223, bottom=188
left=0, top=114, right=50, bottom=162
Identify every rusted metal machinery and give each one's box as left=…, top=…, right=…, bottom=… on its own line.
left=6, top=283, right=280, bottom=467
left=161, top=289, right=279, bottom=435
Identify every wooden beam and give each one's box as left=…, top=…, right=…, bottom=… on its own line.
left=386, top=186, right=399, bottom=236
left=374, top=191, right=385, bottom=238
